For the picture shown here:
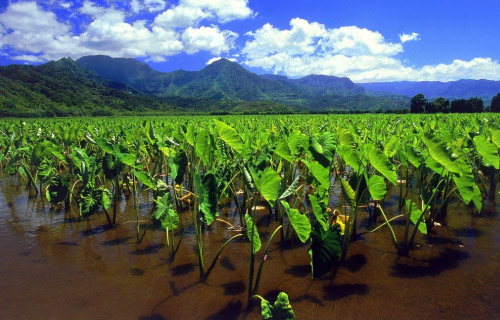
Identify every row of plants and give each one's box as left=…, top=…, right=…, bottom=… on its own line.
left=1, top=114, right=499, bottom=318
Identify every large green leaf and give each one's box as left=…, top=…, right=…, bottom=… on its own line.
left=308, top=222, right=342, bottom=278
left=275, top=140, right=294, bottom=164
left=194, top=129, right=210, bottom=164
left=340, top=178, right=355, bottom=207
left=405, top=146, right=422, bottom=168
left=336, top=145, right=362, bottom=172
left=281, top=201, right=311, bottom=243
left=384, top=135, right=400, bottom=158
left=338, top=128, right=355, bottom=147
left=194, top=171, right=218, bottom=225
left=214, top=119, right=243, bottom=154
left=491, top=128, right=500, bottom=149
left=405, top=200, right=427, bottom=235
left=288, top=131, right=309, bottom=156
left=170, top=149, right=188, bottom=185
left=154, top=194, right=179, bottom=231
left=132, top=170, right=155, bottom=189
left=366, top=174, right=387, bottom=201
left=309, top=132, right=336, bottom=167
left=102, top=153, right=124, bottom=180
left=304, top=161, right=330, bottom=190
left=453, top=163, right=476, bottom=204
left=364, top=144, right=397, bottom=185
left=473, top=135, right=499, bottom=169
left=308, top=194, right=329, bottom=231
left=46, top=174, right=69, bottom=205
left=245, top=213, right=261, bottom=254
left=252, top=167, right=281, bottom=207
left=278, top=175, right=300, bottom=200
left=422, top=134, right=462, bottom=175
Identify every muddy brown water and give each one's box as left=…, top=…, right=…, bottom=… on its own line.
left=1, top=175, right=499, bottom=320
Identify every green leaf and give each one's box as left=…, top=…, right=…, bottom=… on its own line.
left=309, top=132, right=336, bottom=167
left=366, top=174, right=387, bottom=201
left=170, top=149, right=188, bottom=185
left=194, top=129, right=210, bottom=164
left=308, top=194, right=329, bottom=231
left=132, top=170, right=155, bottom=189
left=252, top=167, right=281, bottom=207
left=260, top=299, right=274, bottom=320
left=384, top=135, right=400, bottom=158
left=281, top=201, right=311, bottom=243
left=473, top=135, right=499, bottom=169
left=214, top=119, right=243, bottom=154
left=275, top=140, right=294, bottom=164
left=340, top=178, right=355, bottom=207
left=116, top=152, right=137, bottom=167
left=364, top=144, right=397, bottom=185
left=405, top=146, right=422, bottom=168
left=273, top=292, right=295, bottom=320
left=304, top=161, right=330, bottom=190
left=308, top=222, right=341, bottom=278
left=194, top=171, right=218, bottom=225
left=46, top=174, right=69, bottom=205
left=338, top=128, right=355, bottom=147
left=245, top=213, right=261, bottom=254
left=288, top=131, right=309, bottom=156
left=278, top=175, right=300, bottom=200
left=336, top=145, right=362, bottom=172
left=471, top=185, right=482, bottom=212
left=405, top=200, right=427, bottom=235
left=491, top=128, right=500, bottom=149
left=102, top=153, right=124, bottom=180
left=453, top=163, right=476, bottom=204
left=154, top=194, right=179, bottom=231
left=422, top=134, right=462, bottom=175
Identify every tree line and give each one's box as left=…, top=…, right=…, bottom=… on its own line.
left=411, top=92, right=500, bottom=113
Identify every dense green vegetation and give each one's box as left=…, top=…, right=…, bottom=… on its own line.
left=0, top=56, right=411, bottom=117
left=1, top=113, right=499, bottom=311
left=410, top=93, right=497, bottom=113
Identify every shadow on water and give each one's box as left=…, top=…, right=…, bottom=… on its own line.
left=346, top=254, right=367, bottom=273
left=104, top=236, right=133, bottom=246
left=291, top=293, right=325, bottom=306
left=130, top=267, right=145, bottom=276
left=322, top=283, right=370, bottom=301
left=205, top=300, right=243, bottom=320
left=221, top=280, right=246, bottom=295
left=56, top=241, right=79, bottom=246
left=81, top=224, right=112, bottom=237
left=390, top=248, right=470, bottom=278
left=219, top=256, right=236, bottom=271
left=130, top=243, right=165, bottom=255
left=453, top=227, right=485, bottom=238
left=284, top=264, right=310, bottom=278
left=138, top=314, right=168, bottom=320
left=171, top=263, right=196, bottom=277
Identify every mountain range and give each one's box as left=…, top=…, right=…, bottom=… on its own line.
left=1, top=55, right=499, bottom=117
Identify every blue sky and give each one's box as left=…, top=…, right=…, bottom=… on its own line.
left=0, top=0, right=499, bottom=82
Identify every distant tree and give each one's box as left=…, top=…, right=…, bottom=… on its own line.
left=411, top=94, right=426, bottom=113
left=469, top=97, right=483, bottom=113
left=491, top=92, right=500, bottom=112
left=432, top=97, right=450, bottom=113
left=451, top=97, right=483, bottom=113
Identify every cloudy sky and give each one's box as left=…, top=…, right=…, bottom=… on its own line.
left=0, top=0, right=499, bottom=82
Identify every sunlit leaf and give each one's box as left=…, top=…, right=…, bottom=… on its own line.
left=281, top=201, right=311, bottom=243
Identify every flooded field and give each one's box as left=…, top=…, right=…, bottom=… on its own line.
left=1, top=174, right=499, bottom=320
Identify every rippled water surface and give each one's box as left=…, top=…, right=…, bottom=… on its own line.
left=1, top=175, right=499, bottom=319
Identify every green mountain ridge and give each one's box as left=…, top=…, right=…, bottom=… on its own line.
left=1, top=55, right=412, bottom=116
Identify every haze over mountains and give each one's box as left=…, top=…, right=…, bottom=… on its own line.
left=1, top=54, right=499, bottom=117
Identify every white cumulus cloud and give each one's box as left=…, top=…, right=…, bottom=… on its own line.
left=206, top=56, right=237, bottom=65
left=0, top=0, right=247, bottom=62
left=241, top=18, right=500, bottom=82
left=399, top=32, right=420, bottom=43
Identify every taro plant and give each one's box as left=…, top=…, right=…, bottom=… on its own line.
left=252, top=291, right=295, bottom=320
